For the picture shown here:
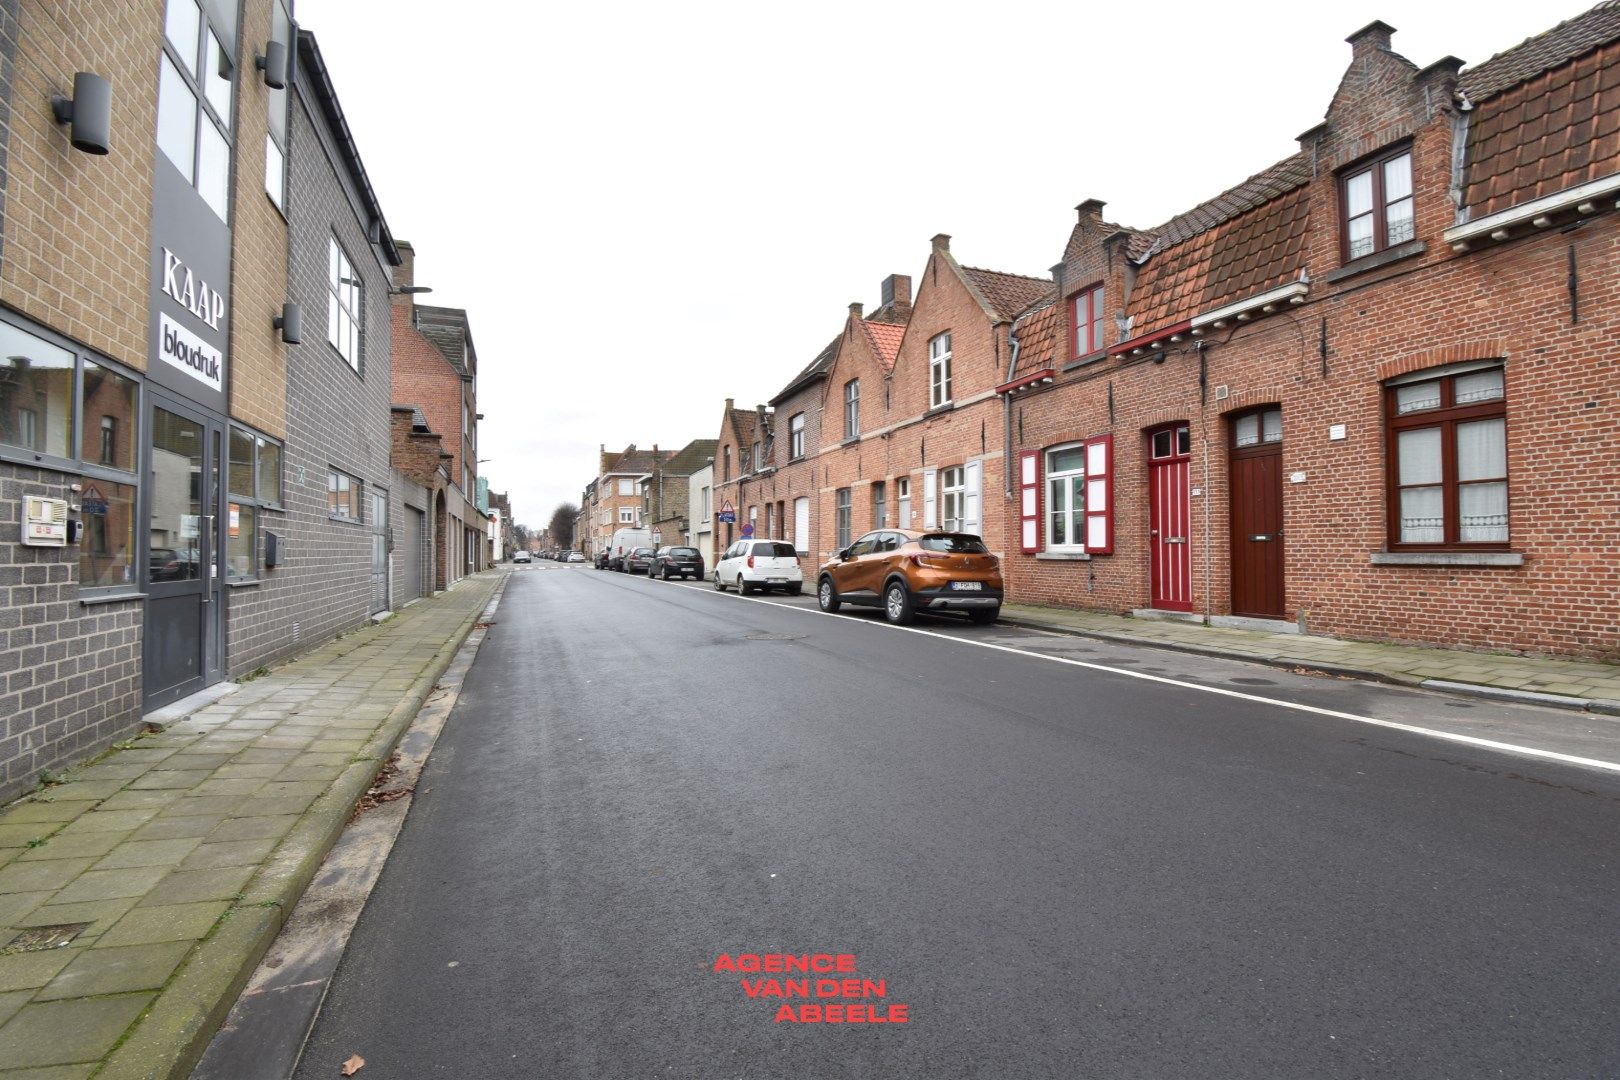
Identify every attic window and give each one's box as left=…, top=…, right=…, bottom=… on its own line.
left=1341, top=147, right=1413, bottom=262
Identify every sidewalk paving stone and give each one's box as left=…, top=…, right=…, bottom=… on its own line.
left=0, top=571, right=502, bottom=1079
left=1000, top=602, right=1620, bottom=713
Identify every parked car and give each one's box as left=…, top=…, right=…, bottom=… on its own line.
left=512, top=551, right=531, bottom=564
left=567, top=551, right=586, bottom=563
left=714, top=538, right=803, bottom=595
left=649, top=545, right=704, bottom=580
left=595, top=551, right=610, bottom=569
left=817, top=529, right=1002, bottom=625
left=608, top=527, right=653, bottom=571
left=625, top=546, right=656, bottom=574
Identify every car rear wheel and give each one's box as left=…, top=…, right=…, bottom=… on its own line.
left=884, top=581, right=915, bottom=625
left=661, top=567, right=672, bottom=580
left=738, top=575, right=754, bottom=595
left=968, top=607, right=1000, bottom=625
left=817, top=577, right=841, bottom=612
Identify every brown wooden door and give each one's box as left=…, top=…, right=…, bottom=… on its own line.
left=1229, top=407, right=1285, bottom=619
left=1148, top=424, right=1192, bottom=612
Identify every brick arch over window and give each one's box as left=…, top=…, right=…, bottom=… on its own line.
left=1137, top=408, right=1189, bottom=432
left=1377, top=339, right=1510, bottom=382
left=1218, top=387, right=1290, bottom=415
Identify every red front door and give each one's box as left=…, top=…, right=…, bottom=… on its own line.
left=1229, top=407, right=1285, bottom=619
left=1148, top=424, right=1192, bottom=612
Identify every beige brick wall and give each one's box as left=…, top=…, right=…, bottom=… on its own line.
left=1, top=1, right=160, bottom=366
left=227, top=0, right=289, bottom=438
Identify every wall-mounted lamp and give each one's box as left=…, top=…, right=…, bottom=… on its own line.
left=1151, top=349, right=1168, bottom=365
left=273, top=302, right=302, bottom=344
left=50, top=72, right=112, bottom=155
left=389, top=286, right=432, bottom=296
left=366, top=219, right=382, bottom=244
left=255, top=40, right=287, bottom=90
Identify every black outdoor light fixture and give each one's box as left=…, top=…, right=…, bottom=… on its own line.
left=273, top=302, right=302, bottom=344
left=390, top=286, right=432, bottom=296
left=255, top=40, right=288, bottom=90
left=50, top=72, right=112, bottom=155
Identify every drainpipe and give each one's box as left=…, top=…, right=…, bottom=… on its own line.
left=1003, top=324, right=1021, bottom=498
left=1202, top=434, right=1212, bottom=625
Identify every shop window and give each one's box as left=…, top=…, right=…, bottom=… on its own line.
left=1385, top=364, right=1508, bottom=548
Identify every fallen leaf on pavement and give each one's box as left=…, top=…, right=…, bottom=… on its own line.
left=341, top=1054, right=365, bottom=1076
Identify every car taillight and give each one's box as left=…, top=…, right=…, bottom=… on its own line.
left=747, top=555, right=755, bottom=569
left=907, top=553, right=947, bottom=567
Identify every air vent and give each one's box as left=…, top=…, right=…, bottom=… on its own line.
left=1214, top=385, right=1230, bottom=401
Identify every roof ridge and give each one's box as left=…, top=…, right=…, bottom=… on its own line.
left=1461, top=0, right=1620, bottom=99
left=1139, top=152, right=1313, bottom=257
left=959, top=264, right=1052, bottom=284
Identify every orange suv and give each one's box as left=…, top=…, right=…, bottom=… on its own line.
left=816, top=529, right=1003, bottom=625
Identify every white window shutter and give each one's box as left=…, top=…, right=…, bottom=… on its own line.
left=923, top=468, right=938, bottom=529
left=963, top=460, right=982, bottom=537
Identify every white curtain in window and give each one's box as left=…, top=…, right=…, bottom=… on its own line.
left=1456, top=419, right=1506, bottom=481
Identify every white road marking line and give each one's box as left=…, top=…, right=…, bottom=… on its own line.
left=663, top=580, right=1620, bottom=776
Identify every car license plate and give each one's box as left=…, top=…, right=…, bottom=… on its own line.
left=768, top=577, right=787, bottom=583
left=950, top=581, right=983, bottom=591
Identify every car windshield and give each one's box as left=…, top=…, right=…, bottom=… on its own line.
left=919, top=534, right=989, bottom=554
left=753, top=542, right=796, bottom=558
left=670, top=547, right=699, bottom=557
left=633, top=548, right=652, bottom=556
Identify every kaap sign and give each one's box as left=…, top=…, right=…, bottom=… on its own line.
left=718, top=500, right=736, bottom=524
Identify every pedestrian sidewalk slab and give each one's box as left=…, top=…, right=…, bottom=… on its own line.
left=0, top=572, right=501, bottom=1080
left=999, top=603, right=1620, bottom=715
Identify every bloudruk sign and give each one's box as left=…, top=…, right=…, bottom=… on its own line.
left=713, top=952, right=910, bottom=1024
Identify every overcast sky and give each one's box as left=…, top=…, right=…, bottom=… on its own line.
left=297, top=0, right=1590, bottom=533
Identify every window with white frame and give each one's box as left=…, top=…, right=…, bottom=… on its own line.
left=896, top=477, right=910, bottom=527
left=789, top=413, right=805, bottom=459
left=158, top=0, right=234, bottom=221
left=619, top=506, right=636, bottom=524
left=1045, top=445, right=1087, bottom=550
left=328, top=238, right=362, bottom=368
left=844, top=380, right=859, bottom=439
left=617, top=478, right=634, bottom=496
left=929, top=333, right=952, bottom=408
left=327, top=468, right=361, bottom=522
left=940, top=466, right=965, bottom=531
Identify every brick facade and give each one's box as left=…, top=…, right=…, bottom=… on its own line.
left=1003, top=13, right=1620, bottom=659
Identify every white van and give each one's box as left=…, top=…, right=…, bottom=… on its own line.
left=608, top=527, right=653, bottom=571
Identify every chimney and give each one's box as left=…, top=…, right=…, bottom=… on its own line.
left=849, top=302, right=864, bottom=318
left=1345, top=20, right=1395, bottom=59
left=392, top=240, right=416, bottom=298
left=1076, top=199, right=1106, bottom=224
left=931, top=233, right=951, bottom=253
left=725, top=397, right=734, bottom=412
left=1051, top=262, right=1066, bottom=295
left=880, top=274, right=911, bottom=308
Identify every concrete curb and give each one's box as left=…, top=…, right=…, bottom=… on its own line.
left=94, top=576, right=500, bottom=1080
left=996, top=614, right=1619, bottom=715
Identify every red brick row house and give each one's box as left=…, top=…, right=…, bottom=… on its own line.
left=1000, top=8, right=1620, bottom=658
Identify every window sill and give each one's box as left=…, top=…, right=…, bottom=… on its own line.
left=226, top=578, right=262, bottom=588
left=328, top=516, right=363, bottom=525
left=1035, top=551, right=1090, bottom=561
left=840, top=436, right=860, bottom=448
left=1325, top=239, right=1426, bottom=283
left=924, top=402, right=955, bottom=418
left=1062, top=350, right=1109, bottom=373
left=1369, top=550, right=1524, bottom=567
left=80, top=591, right=146, bottom=606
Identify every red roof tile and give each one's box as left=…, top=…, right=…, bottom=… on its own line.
left=1009, top=301, right=1064, bottom=381
left=1461, top=32, right=1620, bottom=216
left=1461, top=0, right=1620, bottom=100
left=960, top=266, right=1055, bottom=321
left=1124, top=184, right=1311, bottom=340
left=862, top=320, right=905, bottom=369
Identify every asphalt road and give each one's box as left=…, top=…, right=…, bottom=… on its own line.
left=293, top=564, right=1620, bottom=1079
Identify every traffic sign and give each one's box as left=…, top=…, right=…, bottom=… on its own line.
left=741, top=522, right=754, bottom=537
left=718, top=500, right=736, bottom=524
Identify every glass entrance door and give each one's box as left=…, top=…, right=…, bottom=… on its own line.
left=144, top=398, right=224, bottom=707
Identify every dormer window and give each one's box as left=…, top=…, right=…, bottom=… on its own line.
left=1341, top=147, right=1413, bottom=262
left=1071, top=285, right=1103, bottom=358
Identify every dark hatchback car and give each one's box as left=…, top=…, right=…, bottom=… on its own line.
left=649, top=545, right=704, bottom=580
left=625, top=546, right=656, bottom=574
left=595, top=551, right=611, bottom=570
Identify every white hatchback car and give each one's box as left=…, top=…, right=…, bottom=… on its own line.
left=714, top=538, right=804, bottom=595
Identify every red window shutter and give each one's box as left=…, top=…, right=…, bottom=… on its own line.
left=1083, top=435, right=1113, bottom=554
left=1018, top=450, right=1040, bottom=553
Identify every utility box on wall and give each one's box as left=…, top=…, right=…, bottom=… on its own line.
left=22, top=496, right=69, bottom=546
